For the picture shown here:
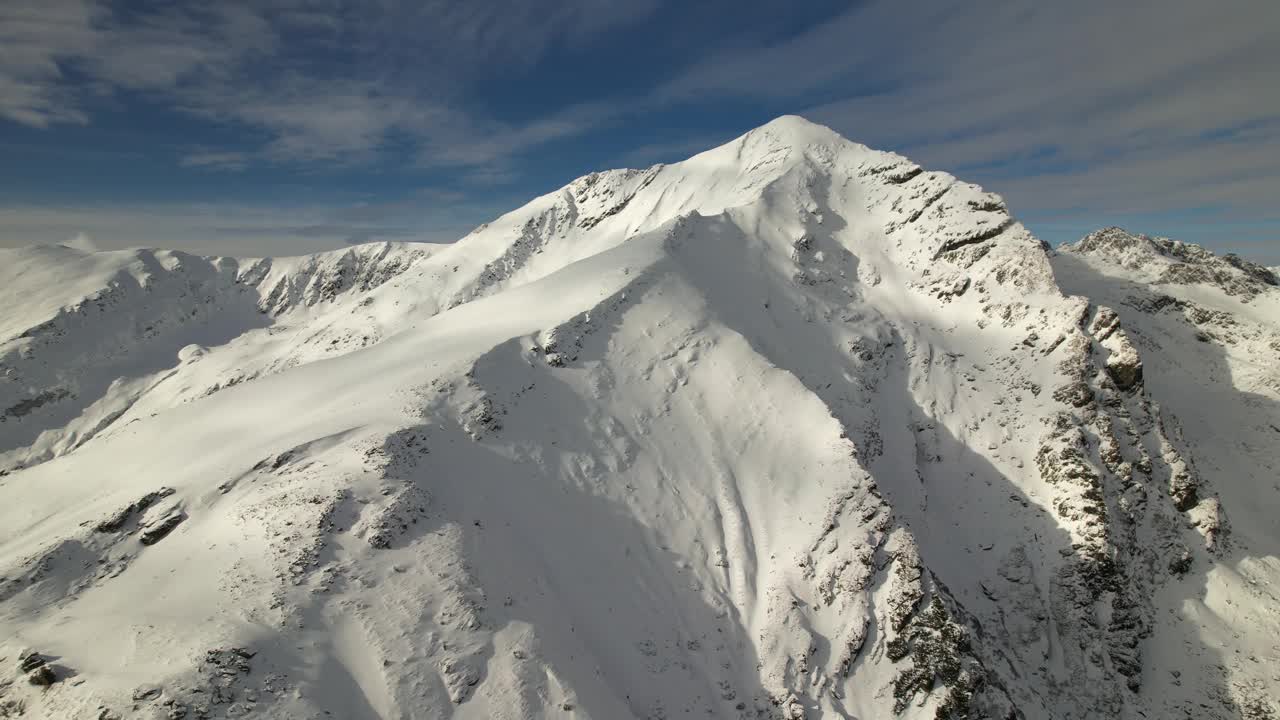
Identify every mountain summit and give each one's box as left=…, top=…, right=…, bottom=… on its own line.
left=1, top=118, right=1277, bottom=719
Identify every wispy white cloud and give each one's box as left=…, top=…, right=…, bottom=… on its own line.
left=63, top=231, right=98, bottom=252
left=0, top=193, right=514, bottom=256
left=179, top=151, right=250, bottom=172
left=0, top=0, right=98, bottom=126
left=649, top=0, right=1280, bottom=220
left=0, top=0, right=660, bottom=168
left=2, top=0, right=1277, bottom=259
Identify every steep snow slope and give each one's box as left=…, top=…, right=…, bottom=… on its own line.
left=0, top=241, right=447, bottom=470
left=1, top=118, right=1277, bottom=720
left=1052, top=228, right=1280, bottom=718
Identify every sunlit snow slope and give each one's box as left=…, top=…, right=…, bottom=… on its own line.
left=1, top=117, right=1277, bottom=720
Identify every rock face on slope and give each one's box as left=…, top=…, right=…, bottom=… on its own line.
left=1071, top=226, right=1278, bottom=300
left=0, top=117, right=1277, bottom=720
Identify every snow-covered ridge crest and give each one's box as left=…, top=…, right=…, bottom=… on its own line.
left=1063, top=226, right=1278, bottom=300
left=0, top=241, right=442, bottom=469
left=1, top=116, right=1277, bottom=720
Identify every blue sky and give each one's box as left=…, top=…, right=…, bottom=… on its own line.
left=2, top=0, right=1278, bottom=263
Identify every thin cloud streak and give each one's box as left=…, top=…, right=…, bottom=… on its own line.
left=1, top=0, right=1276, bottom=260
left=0, top=0, right=659, bottom=168
left=0, top=195, right=512, bottom=256
left=179, top=151, right=250, bottom=172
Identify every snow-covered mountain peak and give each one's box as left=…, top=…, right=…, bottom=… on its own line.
left=745, top=113, right=840, bottom=141
left=724, top=114, right=853, bottom=163
left=2, top=121, right=1278, bottom=720
left=1062, top=225, right=1278, bottom=300
left=438, top=115, right=1035, bottom=317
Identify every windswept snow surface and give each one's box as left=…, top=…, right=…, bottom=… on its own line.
left=1, top=117, right=1277, bottom=719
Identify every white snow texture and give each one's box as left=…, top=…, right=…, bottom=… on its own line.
left=1, top=117, right=1278, bottom=720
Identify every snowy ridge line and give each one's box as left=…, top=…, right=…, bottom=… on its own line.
left=0, top=242, right=437, bottom=473
left=0, top=116, right=1277, bottom=719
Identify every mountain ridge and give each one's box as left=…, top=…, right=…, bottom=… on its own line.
left=1, top=116, right=1277, bottom=720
